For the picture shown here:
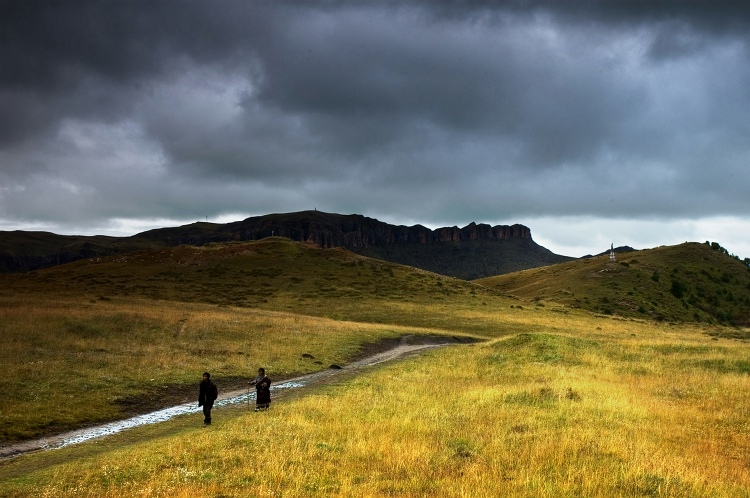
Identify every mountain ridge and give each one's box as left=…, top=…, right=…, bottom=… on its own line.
left=0, top=210, right=572, bottom=279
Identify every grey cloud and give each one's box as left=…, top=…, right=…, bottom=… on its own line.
left=1, top=1, right=750, bottom=257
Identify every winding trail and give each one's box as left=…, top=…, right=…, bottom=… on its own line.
left=0, top=336, right=463, bottom=460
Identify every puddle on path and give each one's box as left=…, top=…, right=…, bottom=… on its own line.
left=1, top=339, right=459, bottom=459
left=57, top=380, right=306, bottom=448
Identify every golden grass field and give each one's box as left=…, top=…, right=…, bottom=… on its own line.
left=1, top=239, right=749, bottom=497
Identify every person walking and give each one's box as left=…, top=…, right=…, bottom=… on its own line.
left=198, top=372, right=219, bottom=426
left=249, top=368, right=271, bottom=411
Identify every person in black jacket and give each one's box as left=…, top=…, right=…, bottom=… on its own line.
left=249, top=368, right=271, bottom=411
left=198, top=372, right=219, bottom=426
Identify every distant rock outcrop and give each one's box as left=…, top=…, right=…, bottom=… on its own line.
left=0, top=211, right=572, bottom=279
left=221, top=211, right=532, bottom=248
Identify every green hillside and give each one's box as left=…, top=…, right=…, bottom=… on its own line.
left=0, top=237, right=500, bottom=333
left=0, top=231, right=157, bottom=272
left=477, top=242, right=750, bottom=326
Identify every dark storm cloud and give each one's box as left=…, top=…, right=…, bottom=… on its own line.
left=1, top=1, right=749, bottom=256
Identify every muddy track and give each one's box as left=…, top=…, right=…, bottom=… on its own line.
left=0, top=335, right=475, bottom=461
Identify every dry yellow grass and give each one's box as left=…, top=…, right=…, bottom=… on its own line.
left=0, top=295, right=431, bottom=443
left=3, top=316, right=749, bottom=497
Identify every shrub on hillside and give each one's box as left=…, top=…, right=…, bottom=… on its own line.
left=671, top=279, right=687, bottom=299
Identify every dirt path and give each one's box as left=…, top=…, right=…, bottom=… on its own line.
left=0, top=335, right=470, bottom=461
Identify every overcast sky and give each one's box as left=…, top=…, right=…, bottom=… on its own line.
left=1, top=1, right=749, bottom=258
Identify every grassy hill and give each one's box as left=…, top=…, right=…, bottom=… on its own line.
left=2, top=238, right=750, bottom=496
left=1, top=237, right=503, bottom=332
left=0, top=231, right=157, bottom=272
left=477, top=242, right=750, bottom=327
left=0, top=238, right=512, bottom=444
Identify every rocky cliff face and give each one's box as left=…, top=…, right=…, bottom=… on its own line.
left=0, top=211, right=569, bottom=278
left=221, top=211, right=531, bottom=249
left=211, top=211, right=565, bottom=279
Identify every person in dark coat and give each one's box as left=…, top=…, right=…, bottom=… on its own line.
left=249, top=368, right=271, bottom=411
left=198, top=372, right=219, bottom=426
